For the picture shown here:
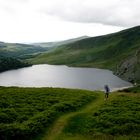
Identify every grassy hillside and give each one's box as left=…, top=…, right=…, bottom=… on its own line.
left=42, top=86, right=140, bottom=140
left=61, top=92, right=140, bottom=140
left=0, top=87, right=97, bottom=140
left=0, top=42, right=48, bottom=59
left=29, top=26, right=140, bottom=83
left=0, top=87, right=140, bottom=140
left=0, top=42, right=48, bottom=72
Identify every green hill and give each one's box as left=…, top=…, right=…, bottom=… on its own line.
left=29, top=26, right=140, bottom=83
left=0, top=42, right=48, bottom=59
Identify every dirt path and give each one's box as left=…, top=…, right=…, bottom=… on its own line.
left=41, top=93, right=103, bottom=140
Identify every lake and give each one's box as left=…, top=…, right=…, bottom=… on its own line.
left=0, top=64, right=132, bottom=91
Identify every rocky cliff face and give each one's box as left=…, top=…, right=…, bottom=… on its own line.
left=116, top=48, right=140, bottom=84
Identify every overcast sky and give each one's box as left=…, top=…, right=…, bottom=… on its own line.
left=0, top=0, right=139, bottom=43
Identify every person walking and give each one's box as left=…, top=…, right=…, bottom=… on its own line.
left=104, top=85, right=110, bottom=100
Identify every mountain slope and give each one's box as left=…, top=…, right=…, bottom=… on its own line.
left=29, top=26, right=140, bottom=83
left=33, top=36, right=89, bottom=48
left=0, top=42, right=48, bottom=59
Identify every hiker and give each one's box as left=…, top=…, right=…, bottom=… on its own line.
left=104, top=85, right=110, bottom=100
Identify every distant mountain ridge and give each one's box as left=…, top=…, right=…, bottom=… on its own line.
left=0, top=36, right=90, bottom=72
left=0, top=42, right=48, bottom=59
left=29, top=26, right=140, bottom=84
left=32, top=36, right=89, bottom=48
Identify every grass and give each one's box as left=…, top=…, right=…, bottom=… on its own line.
left=57, top=90, right=140, bottom=140
left=40, top=91, right=103, bottom=140
left=0, top=86, right=140, bottom=140
left=0, top=87, right=97, bottom=140
left=0, top=43, right=47, bottom=58
left=119, top=86, right=140, bottom=93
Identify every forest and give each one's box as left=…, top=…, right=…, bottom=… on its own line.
left=0, top=57, right=30, bottom=72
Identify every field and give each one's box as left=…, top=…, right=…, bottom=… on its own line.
left=0, top=87, right=97, bottom=140
left=0, top=86, right=140, bottom=140
left=59, top=92, right=140, bottom=140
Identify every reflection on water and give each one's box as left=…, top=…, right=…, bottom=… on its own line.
left=0, top=64, right=132, bottom=91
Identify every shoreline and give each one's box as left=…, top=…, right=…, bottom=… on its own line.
left=111, top=86, right=134, bottom=92
left=0, top=85, right=133, bottom=92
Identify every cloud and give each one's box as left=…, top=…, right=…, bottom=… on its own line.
left=40, top=0, right=140, bottom=27
left=0, top=0, right=129, bottom=43
left=1, top=0, right=139, bottom=27
left=0, top=0, right=29, bottom=14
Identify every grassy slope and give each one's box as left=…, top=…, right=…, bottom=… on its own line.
left=29, top=26, right=140, bottom=68
left=46, top=87, right=140, bottom=140
left=41, top=92, right=103, bottom=140
left=0, top=87, right=97, bottom=140
left=0, top=36, right=88, bottom=59
left=0, top=87, right=140, bottom=140
left=0, top=42, right=48, bottom=59
left=61, top=93, right=140, bottom=140
left=29, top=26, right=140, bottom=83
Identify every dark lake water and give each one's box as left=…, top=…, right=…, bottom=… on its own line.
left=0, top=64, right=132, bottom=91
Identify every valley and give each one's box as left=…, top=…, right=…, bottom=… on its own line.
left=0, top=26, right=140, bottom=140
left=28, top=26, right=140, bottom=84
left=1, top=26, right=140, bottom=84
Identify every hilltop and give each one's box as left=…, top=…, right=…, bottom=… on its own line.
left=33, top=36, right=89, bottom=48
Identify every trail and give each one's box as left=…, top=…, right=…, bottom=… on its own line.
left=41, top=93, right=103, bottom=140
